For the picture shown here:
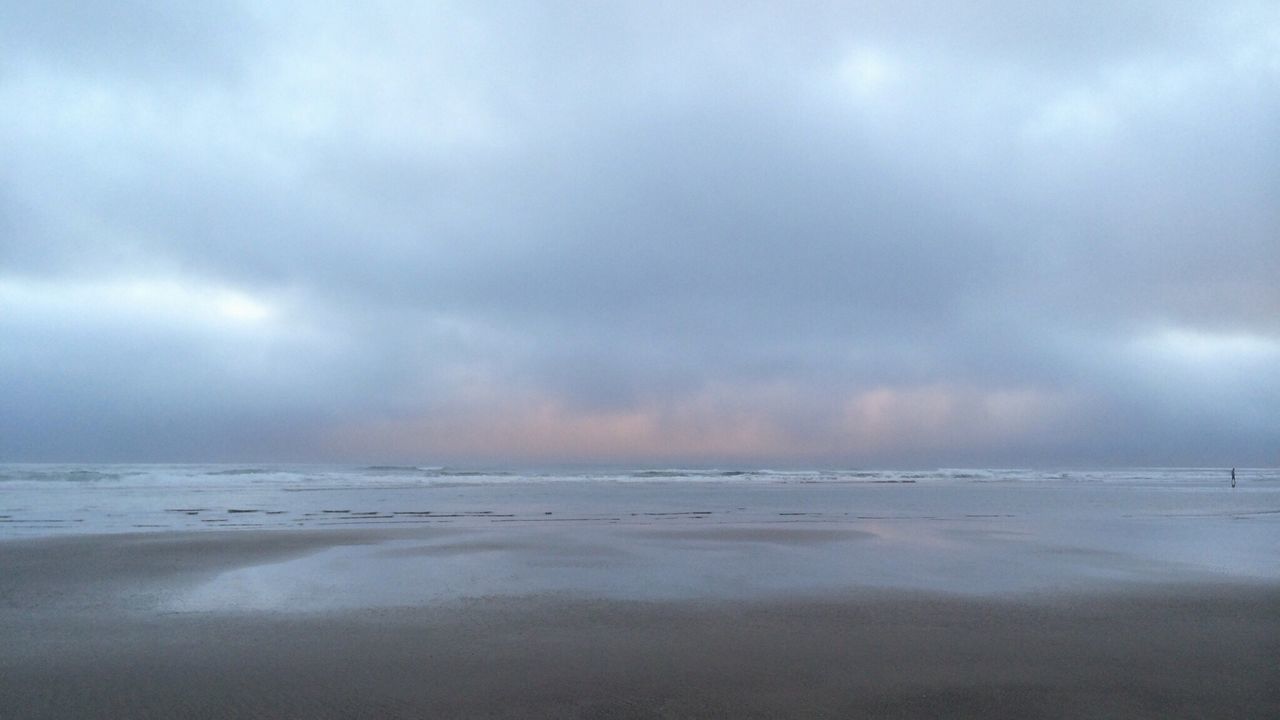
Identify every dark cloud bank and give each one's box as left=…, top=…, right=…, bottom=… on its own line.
left=2, top=1, right=1277, bottom=466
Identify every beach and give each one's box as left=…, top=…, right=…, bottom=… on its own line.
left=2, top=468, right=1278, bottom=717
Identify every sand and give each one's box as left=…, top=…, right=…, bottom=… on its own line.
left=2, top=528, right=1277, bottom=719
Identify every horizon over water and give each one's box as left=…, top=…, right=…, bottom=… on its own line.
left=2, top=463, right=1276, bottom=541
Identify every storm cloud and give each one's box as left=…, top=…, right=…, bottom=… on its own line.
left=2, top=1, right=1277, bottom=466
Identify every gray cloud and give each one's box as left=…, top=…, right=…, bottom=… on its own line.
left=2, top=1, right=1277, bottom=465
left=1, top=0, right=258, bottom=81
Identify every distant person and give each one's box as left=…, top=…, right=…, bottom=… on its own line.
left=1231, top=467, right=1236, bottom=488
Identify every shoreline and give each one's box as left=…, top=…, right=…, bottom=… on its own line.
left=2, top=528, right=1278, bottom=717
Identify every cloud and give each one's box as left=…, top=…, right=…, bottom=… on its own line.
left=2, top=1, right=1277, bottom=464
left=1, top=0, right=258, bottom=80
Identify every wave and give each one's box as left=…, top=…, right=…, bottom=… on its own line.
left=629, top=469, right=733, bottom=478
left=0, top=468, right=138, bottom=483
left=362, top=466, right=514, bottom=478
left=0, top=465, right=1262, bottom=489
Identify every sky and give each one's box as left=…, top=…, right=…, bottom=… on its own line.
left=1, top=1, right=1277, bottom=467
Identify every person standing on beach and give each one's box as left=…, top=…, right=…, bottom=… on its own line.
left=1231, top=468, right=1236, bottom=488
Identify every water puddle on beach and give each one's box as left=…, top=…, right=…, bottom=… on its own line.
left=161, top=507, right=1280, bottom=614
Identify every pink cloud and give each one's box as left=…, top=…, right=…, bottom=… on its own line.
left=325, top=381, right=1076, bottom=465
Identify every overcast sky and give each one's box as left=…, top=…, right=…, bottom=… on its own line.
left=2, top=1, right=1277, bottom=467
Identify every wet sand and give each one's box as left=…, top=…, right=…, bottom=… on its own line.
left=2, top=529, right=1278, bottom=718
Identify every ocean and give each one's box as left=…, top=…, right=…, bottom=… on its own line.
left=1, top=463, right=1275, bottom=605
left=1, top=464, right=1274, bottom=539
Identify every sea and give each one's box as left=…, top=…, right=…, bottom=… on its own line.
left=1, top=464, right=1275, bottom=538
left=4, top=464, right=1279, bottom=606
